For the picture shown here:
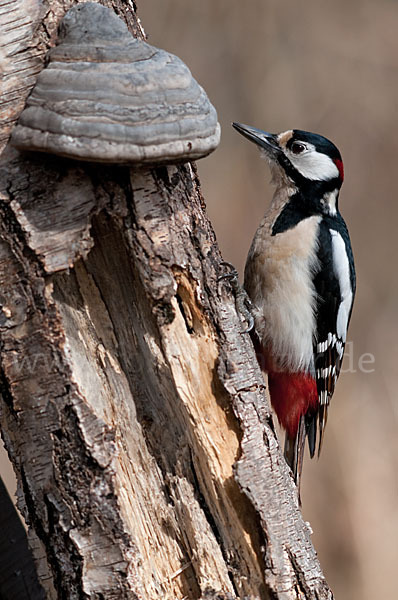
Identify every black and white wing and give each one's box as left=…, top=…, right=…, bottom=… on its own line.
left=310, top=216, right=356, bottom=455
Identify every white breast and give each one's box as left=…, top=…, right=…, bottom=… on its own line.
left=245, top=206, right=321, bottom=373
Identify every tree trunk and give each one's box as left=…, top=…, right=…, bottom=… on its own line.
left=0, top=1, right=334, bottom=599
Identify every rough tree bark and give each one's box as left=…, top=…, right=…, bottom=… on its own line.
left=0, top=1, right=334, bottom=599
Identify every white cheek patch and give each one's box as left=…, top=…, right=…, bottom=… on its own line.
left=330, top=229, right=353, bottom=341
left=289, top=148, right=339, bottom=181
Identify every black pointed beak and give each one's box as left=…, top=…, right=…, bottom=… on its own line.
left=232, top=122, right=281, bottom=155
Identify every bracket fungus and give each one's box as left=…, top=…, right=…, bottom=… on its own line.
left=11, top=3, right=220, bottom=165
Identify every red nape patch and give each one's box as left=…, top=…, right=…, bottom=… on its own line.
left=334, top=158, right=344, bottom=182
left=268, top=371, right=318, bottom=439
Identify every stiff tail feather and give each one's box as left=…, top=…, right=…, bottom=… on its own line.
left=284, top=413, right=318, bottom=503
left=284, top=416, right=306, bottom=502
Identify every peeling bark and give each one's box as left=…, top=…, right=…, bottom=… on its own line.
left=0, top=1, right=334, bottom=599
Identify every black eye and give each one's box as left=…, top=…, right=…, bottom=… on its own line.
left=291, top=142, right=306, bottom=155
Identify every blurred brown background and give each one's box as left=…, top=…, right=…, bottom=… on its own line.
left=1, top=1, right=397, bottom=598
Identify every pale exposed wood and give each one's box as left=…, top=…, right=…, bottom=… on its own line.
left=0, top=1, right=334, bottom=599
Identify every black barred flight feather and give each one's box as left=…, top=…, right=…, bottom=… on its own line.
left=311, top=216, right=356, bottom=453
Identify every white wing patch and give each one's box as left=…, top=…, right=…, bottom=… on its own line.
left=330, top=229, right=353, bottom=341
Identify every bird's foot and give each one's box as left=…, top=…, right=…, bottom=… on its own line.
left=218, top=261, right=254, bottom=333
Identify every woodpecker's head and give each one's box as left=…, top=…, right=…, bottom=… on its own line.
left=232, top=123, right=344, bottom=195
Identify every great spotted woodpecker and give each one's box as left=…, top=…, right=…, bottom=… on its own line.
left=232, top=123, right=356, bottom=485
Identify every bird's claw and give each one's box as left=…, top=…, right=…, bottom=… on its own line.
left=218, top=261, right=254, bottom=333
